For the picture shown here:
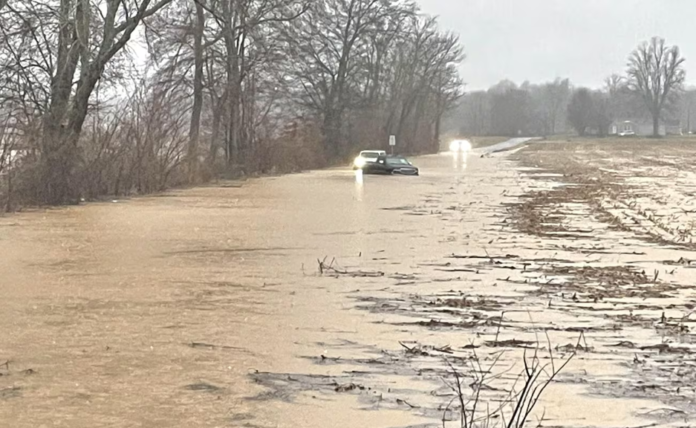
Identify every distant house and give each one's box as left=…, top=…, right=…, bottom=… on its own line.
left=609, top=119, right=663, bottom=137
left=609, top=119, right=682, bottom=137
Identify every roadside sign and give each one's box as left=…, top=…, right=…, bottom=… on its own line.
left=389, top=135, right=396, bottom=146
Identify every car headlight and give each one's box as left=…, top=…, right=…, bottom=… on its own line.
left=354, top=157, right=366, bottom=168
left=449, top=139, right=472, bottom=152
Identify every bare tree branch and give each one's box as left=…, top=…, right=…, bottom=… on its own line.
left=627, top=37, right=686, bottom=137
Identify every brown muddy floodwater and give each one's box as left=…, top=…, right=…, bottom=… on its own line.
left=1, top=143, right=696, bottom=428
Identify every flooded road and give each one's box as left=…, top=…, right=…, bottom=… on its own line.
left=479, top=137, right=538, bottom=154
left=1, top=143, right=695, bottom=427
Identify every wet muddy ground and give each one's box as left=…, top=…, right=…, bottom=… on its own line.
left=2, top=139, right=696, bottom=427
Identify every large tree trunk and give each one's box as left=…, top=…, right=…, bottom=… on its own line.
left=652, top=112, right=660, bottom=137
left=433, top=113, right=442, bottom=152
left=5, top=168, right=13, bottom=212
left=322, top=108, right=340, bottom=160
left=225, top=66, right=240, bottom=168
left=240, top=70, right=255, bottom=165
left=409, top=95, right=427, bottom=152
left=221, top=0, right=241, bottom=169
left=39, top=0, right=172, bottom=204
left=208, top=92, right=226, bottom=166
left=320, top=15, right=356, bottom=161
left=40, top=0, right=83, bottom=204
left=41, top=122, right=81, bottom=204
left=188, top=0, right=205, bottom=181
left=322, top=86, right=347, bottom=160
left=43, top=50, right=104, bottom=204
left=396, top=95, right=418, bottom=152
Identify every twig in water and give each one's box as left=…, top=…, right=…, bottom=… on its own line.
left=494, top=311, right=505, bottom=346
left=317, top=256, right=384, bottom=277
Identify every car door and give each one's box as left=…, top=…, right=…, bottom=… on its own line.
left=374, top=155, right=391, bottom=173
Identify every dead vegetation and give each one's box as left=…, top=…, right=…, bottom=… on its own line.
left=316, top=140, right=696, bottom=423
left=250, top=335, right=574, bottom=428
left=441, top=342, right=573, bottom=428
left=509, top=139, right=696, bottom=250
left=503, top=174, right=623, bottom=240
left=0, top=360, right=35, bottom=401
left=317, top=257, right=385, bottom=278
left=354, top=294, right=514, bottom=332
left=517, top=264, right=681, bottom=300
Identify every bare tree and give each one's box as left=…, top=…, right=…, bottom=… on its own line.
left=284, top=0, right=399, bottom=158
left=0, top=0, right=463, bottom=208
left=567, top=88, right=593, bottom=136
left=188, top=0, right=206, bottom=181
left=173, top=0, right=310, bottom=168
left=1, top=0, right=177, bottom=204
left=604, top=74, right=624, bottom=94
left=541, top=78, right=570, bottom=135
left=592, top=90, right=612, bottom=137
left=392, top=21, right=463, bottom=152
left=627, top=37, right=686, bottom=137
left=490, top=85, right=531, bottom=137
left=455, top=91, right=490, bottom=136
left=284, top=1, right=462, bottom=157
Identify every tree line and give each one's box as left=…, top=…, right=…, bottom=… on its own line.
left=451, top=37, right=688, bottom=139
left=0, top=0, right=463, bottom=208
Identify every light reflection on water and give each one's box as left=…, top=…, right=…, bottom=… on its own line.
left=452, top=151, right=468, bottom=171
left=354, top=169, right=364, bottom=201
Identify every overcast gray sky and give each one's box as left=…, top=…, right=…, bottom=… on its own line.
left=417, top=0, right=694, bottom=91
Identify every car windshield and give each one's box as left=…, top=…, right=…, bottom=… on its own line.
left=360, top=151, right=381, bottom=158
left=386, top=157, right=410, bottom=165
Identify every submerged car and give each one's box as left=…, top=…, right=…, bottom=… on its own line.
left=353, top=150, right=387, bottom=169
left=363, top=155, right=419, bottom=175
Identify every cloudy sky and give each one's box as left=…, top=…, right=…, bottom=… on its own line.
left=416, top=0, right=694, bottom=90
